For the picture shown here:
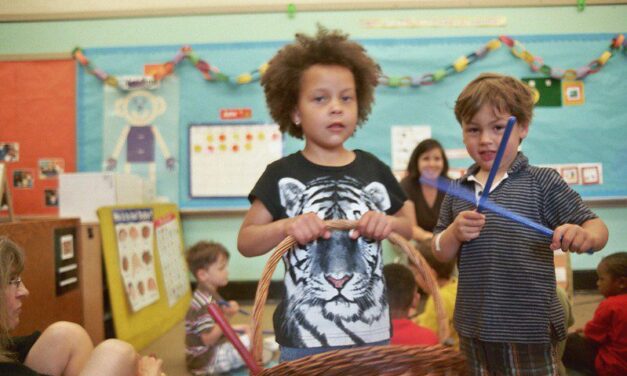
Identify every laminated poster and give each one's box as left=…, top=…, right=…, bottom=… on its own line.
left=113, top=208, right=160, bottom=312
left=155, top=212, right=190, bottom=307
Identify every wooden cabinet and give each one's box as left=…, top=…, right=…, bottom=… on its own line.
left=0, top=218, right=83, bottom=336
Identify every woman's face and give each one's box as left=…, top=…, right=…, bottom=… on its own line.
left=418, top=147, right=445, bottom=180
left=3, top=274, right=29, bottom=330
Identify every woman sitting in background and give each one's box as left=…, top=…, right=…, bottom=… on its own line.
left=400, top=138, right=449, bottom=242
left=0, top=236, right=164, bottom=376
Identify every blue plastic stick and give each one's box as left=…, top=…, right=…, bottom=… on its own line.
left=477, top=116, right=517, bottom=213
left=422, top=176, right=552, bottom=236
left=421, top=176, right=593, bottom=253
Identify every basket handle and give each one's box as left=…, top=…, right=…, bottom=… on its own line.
left=250, top=219, right=450, bottom=368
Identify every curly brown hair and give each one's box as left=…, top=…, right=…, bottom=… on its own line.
left=261, top=25, right=381, bottom=139
left=454, top=73, right=535, bottom=128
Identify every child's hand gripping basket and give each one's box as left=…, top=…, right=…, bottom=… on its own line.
left=250, top=219, right=466, bottom=375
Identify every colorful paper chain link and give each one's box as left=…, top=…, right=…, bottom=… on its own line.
left=379, top=34, right=625, bottom=87
left=73, top=34, right=625, bottom=90
left=499, top=34, right=625, bottom=81
left=72, top=45, right=268, bottom=88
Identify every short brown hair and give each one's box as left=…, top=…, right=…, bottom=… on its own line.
left=416, top=239, right=455, bottom=280
left=186, top=241, right=229, bottom=276
left=261, top=25, right=381, bottom=139
left=383, top=263, right=417, bottom=311
left=454, top=73, right=534, bottom=127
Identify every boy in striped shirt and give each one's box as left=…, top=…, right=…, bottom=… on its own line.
left=433, top=73, right=608, bottom=375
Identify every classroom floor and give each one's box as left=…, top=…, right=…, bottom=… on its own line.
left=139, top=292, right=604, bottom=376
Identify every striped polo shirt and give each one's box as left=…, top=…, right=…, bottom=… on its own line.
left=435, top=152, right=597, bottom=343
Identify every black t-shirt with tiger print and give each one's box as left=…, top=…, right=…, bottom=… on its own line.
left=249, top=150, right=406, bottom=348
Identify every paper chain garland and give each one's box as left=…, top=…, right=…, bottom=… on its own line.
left=72, top=34, right=625, bottom=90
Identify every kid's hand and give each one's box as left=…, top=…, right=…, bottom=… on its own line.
left=285, top=213, right=331, bottom=245
left=137, top=355, right=164, bottom=376
left=222, top=300, right=240, bottom=317
left=232, top=324, right=252, bottom=339
left=551, top=224, right=595, bottom=253
left=451, top=210, right=485, bottom=242
left=351, top=211, right=392, bottom=241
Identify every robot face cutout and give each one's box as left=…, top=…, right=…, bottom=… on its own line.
left=115, top=90, right=167, bottom=126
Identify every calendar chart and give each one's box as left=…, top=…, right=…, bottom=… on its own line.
left=189, top=124, right=282, bottom=198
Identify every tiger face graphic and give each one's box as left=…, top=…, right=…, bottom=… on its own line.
left=277, top=176, right=392, bottom=347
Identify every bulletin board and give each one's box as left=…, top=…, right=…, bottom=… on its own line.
left=76, top=33, right=627, bottom=210
left=98, top=203, right=191, bottom=350
left=0, top=59, right=76, bottom=216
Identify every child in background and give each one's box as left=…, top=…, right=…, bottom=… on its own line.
left=411, top=239, right=458, bottom=349
left=383, top=263, right=438, bottom=346
left=563, top=252, right=627, bottom=376
left=433, top=73, right=609, bottom=375
left=238, top=26, right=413, bottom=362
left=185, top=241, right=251, bottom=375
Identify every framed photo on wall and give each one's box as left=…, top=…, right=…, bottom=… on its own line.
left=54, top=227, right=79, bottom=295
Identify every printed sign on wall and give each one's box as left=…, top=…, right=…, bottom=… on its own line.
left=189, top=123, right=282, bottom=197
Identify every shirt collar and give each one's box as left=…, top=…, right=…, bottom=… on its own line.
left=460, top=151, right=528, bottom=184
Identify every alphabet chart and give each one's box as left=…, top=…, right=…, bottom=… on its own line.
left=154, top=212, right=190, bottom=307
left=189, top=124, right=282, bottom=197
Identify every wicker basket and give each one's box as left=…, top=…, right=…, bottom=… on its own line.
left=250, top=219, right=466, bottom=375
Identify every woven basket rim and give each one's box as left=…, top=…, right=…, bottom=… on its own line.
left=250, top=219, right=451, bottom=372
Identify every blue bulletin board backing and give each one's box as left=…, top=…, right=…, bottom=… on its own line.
left=77, top=33, right=627, bottom=210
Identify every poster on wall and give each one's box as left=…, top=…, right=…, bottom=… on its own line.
left=189, top=123, right=282, bottom=197
left=154, top=212, right=190, bottom=307
left=113, top=208, right=160, bottom=312
left=103, top=77, right=179, bottom=202
left=390, top=125, right=431, bottom=178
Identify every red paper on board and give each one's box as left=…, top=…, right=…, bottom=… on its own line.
left=0, top=60, right=76, bottom=216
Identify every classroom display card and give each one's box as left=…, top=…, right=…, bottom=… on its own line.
left=189, top=124, right=282, bottom=197
left=154, top=212, right=190, bottom=307
left=113, top=208, right=160, bottom=312
left=390, top=125, right=431, bottom=172
left=54, top=228, right=79, bottom=296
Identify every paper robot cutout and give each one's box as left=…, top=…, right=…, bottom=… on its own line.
left=105, top=90, right=175, bottom=182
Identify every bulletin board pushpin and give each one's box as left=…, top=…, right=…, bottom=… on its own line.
left=287, top=3, right=296, bottom=19
left=577, top=0, right=586, bottom=12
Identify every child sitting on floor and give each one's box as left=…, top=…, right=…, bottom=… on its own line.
left=412, top=239, right=458, bottom=348
left=383, top=263, right=438, bottom=346
left=563, top=252, right=627, bottom=376
left=185, top=241, right=252, bottom=376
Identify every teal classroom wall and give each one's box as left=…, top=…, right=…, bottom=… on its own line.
left=2, top=5, right=626, bottom=279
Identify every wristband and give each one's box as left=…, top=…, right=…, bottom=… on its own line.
left=434, top=232, right=443, bottom=252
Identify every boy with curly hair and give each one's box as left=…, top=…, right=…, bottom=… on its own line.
left=238, top=26, right=412, bottom=362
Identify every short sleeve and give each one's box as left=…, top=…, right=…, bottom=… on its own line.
left=248, top=162, right=284, bottom=220
left=542, top=169, right=597, bottom=229
left=434, top=186, right=456, bottom=234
